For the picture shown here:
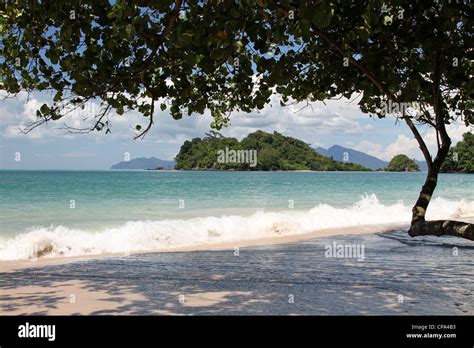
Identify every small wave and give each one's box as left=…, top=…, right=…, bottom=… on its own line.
left=1, top=194, right=473, bottom=260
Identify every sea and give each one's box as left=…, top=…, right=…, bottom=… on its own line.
left=0, top=170, right=473, bottom=260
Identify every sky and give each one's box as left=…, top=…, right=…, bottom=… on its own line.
left=0, top=90, right=470, bottom=170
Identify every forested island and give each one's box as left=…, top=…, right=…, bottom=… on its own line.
left=175, top=131, right=370, bottom=171
left=386, top=154, right=420, bottom=172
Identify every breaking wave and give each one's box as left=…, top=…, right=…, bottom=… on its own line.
left=1, top=194, right=473, bottom=260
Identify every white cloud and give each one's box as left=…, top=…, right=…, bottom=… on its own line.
left=1, top=91, right=370, bottom=145
left=385, top=135, right=420, bottom=160
left=354, top=122, right=472, bottom=161
left=353, top=140, right=386, bottom=159
left=220, top=93, right=365, bottom=141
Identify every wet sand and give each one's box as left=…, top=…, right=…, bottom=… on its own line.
left=1, top=229, right=473, bottom=315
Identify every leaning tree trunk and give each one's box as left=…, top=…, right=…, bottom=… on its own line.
left=406, top=62, right=474, bottom=242
left=408, top=166, right=474, bottom=241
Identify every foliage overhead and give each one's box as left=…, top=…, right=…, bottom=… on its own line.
left=1, top=1, right=472, bottom=140
left=175, top=130, right=370, bottom=171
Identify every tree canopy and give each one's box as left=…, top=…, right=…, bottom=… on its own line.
left=441, top=132, right=474, bottom=173
left=1, top=1, right=472, bottom=138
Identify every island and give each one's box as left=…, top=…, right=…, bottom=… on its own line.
left=386, top=154, right=420, bottom=172
left=175, top=130, right=370, bottom=171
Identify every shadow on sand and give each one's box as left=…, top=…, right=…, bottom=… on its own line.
left=1, top=231, right=473, bottom=315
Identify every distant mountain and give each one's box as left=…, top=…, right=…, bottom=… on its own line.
left=111, top=157, right=175, bottom=170
left=315, top=145, right=387, bottom=170
left=315, top=145, right=428, bottom=171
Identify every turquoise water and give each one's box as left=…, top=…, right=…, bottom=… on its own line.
left=0, top=170, right=472, bottom=235
left=0, top=170, right=472, bottom=259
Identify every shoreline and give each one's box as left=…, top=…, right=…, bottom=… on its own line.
left=0, top=223, right=406, bottom=272
left=1, top=224, right=473, bottom=315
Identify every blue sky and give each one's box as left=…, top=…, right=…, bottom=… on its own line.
left=0, top=90, right=469, bottom=170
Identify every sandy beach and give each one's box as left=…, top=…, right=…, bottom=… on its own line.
left=1, top=226, right=473, bottom=315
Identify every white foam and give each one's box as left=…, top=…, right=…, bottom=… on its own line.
left=1, top=194, right=473, bottom=260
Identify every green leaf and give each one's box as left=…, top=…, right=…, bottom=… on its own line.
left=53, top=91, right=63, bottom=102
left=40, top=104, right=50, bottom=114
left=170, top=105, right=179, bottom=114
left=312, top=4, right=334, bottom=28
left=125, top=24, right=134, bottom=37
left=180, top=32, right=193, bottom=47
left=300, top=20, right=310, bottom=39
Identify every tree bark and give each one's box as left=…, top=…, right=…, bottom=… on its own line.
left=409, top=219, right=474, bottom=241
left=408, top=51, right=474, bottom=241
left=410, top=169, right=438, bottom=225
left=408, top=166, right=474, bottom=241
left=407, top=94, right=474, bottom=240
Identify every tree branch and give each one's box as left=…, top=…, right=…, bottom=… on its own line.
left=431, top=50, right=451, bottom=169
left=141, top=0, right=184, bottom=68
left=409, top=220, right=474, bottom=241
left=134, top=97, right=155, bottom=140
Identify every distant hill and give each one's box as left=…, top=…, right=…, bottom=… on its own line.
left=315, top=145, right=428, bottom=171
left=315, top=145, right=387, bottom=170
left=111, top=157, right=175, bottom=170
left=175, top=131, right=370, bottom=171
